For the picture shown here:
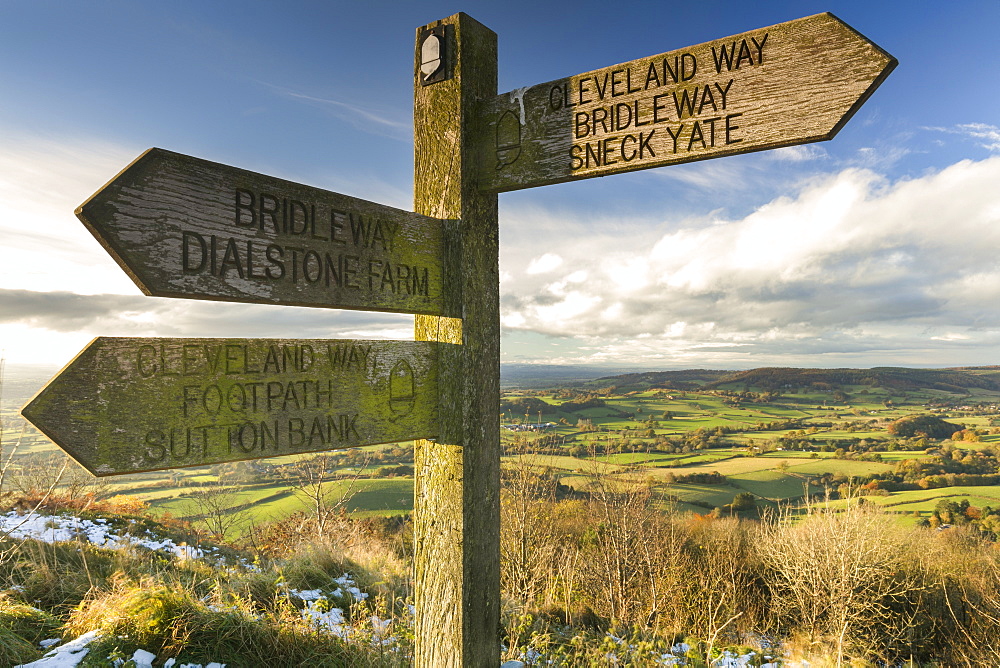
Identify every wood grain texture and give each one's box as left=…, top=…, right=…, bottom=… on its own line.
left=478, top=12, right=896, bottom=192
left=21, top=337, right=438, bottom=476
left=413, top=12, right=501, bottom=668
left=77, top=149, right=452, bottom=315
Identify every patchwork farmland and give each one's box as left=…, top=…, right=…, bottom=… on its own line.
left=4, top=364, right=1000, bottom=535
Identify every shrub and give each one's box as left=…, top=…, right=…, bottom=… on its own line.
left=0, top=598, right=61, bottom=665
left=887, top=414, right=962, bottom=439
left=68, top=578, right=401, bottom=666
left=763, top=499, right=928, bottom=662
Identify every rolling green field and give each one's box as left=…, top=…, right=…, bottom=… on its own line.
left=728, top=470, right=817, bottom=501
left=147, top=478, right=415, bottom=524
left=785, top=459, right=894, bottom=477
left=823, top=486, right=1000, bottom=515
left=660, top=483, right=738, bottom=509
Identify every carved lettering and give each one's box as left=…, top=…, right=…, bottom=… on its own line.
left=178, top=230, right=431, bottom=297
left=711, top=33, right=768, bottom=73
left=140, top=412, right=363, bottom=464
left=26, top=335, right=438, bottom=475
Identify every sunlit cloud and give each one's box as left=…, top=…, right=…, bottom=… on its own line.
left=0, top=130, right=419, bottom=364
left=5, top=129, right=1000, bottom=370
left=0, top=288, right=413, bottom=364
left=500, top=156, right=1000, bottom=367
left=526, top=253, right=563, bottom=274
left=0, top=133, right=142, bottom=295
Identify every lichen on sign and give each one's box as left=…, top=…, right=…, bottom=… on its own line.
left=21, top=337, right=441, bottom=476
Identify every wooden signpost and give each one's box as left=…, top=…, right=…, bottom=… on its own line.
left=479, top=12, right=896, bottom=192
left=77, top=148, right=453, bottom=316
left=412, top=15, right=499, bottom=667
left=21, top=337, right=439, bottom=476
left=21, top=9, right=894, bottom=667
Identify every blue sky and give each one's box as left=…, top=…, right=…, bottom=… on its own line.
left=1, top=0, right=999, bottom=369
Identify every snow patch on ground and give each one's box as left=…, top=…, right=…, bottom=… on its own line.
left=15, top=630, right=230, bottom=668
left=283, top=574, right=371, bottom=638
left=509, top=636, right=811, bottom=667
left=0, top=511, right=217, bottom=561
left=5, top=511, right=811, bottom=667
left=3, top=511, right=372, bottom=666
left=15, top=630, right=98, bottom=667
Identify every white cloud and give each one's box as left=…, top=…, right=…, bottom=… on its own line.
left=500, top=156, right=1000, bottom=366
left=255, top=80, right=410, bottom=142
left=924, top=123, right=1000, bottom=153
left=526, top=252, right=563, bottom=274
left=0, top=131, right=417, bottom=365
left=960, top=123, right=1000, bottom=152
left=0, top=288, right=413, bottom=364
left=765, top=145, right=828, bottom=162
left=6, top=129, right=1000, bottom=370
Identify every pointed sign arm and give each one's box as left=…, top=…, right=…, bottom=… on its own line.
left=76, top=148, right=456, bottom=316
left=21, top=337, right=442, bottom=476
left=478, top=12, right=897, bottom=192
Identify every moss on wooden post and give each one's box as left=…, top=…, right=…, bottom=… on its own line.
left=413, top=12, right=500, bottom=667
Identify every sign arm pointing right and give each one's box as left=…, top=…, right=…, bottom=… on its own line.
left=478, top=12, right=897, bottom=192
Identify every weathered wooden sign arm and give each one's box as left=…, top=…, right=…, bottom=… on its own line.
left=76, top=148, right=454, bottom=316
left=21, top=337, right=440, bottom=476
left=478, top=12, right=896, bottom=192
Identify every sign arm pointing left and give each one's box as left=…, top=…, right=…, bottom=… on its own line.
left=76, top=148, right=455, bottom=317
left=21, top=337, right=441, bottom=476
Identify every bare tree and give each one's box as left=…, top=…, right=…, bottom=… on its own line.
left=0, top=357, right=70, bottom=567
left=189, top=479, right=249, bottom=543
left=683, top=517, right=761, bottom=656
left=499, top=449, right=559, bottom=610
left=0, top=355, right=68, bottom=509
left=764, top=497, right=925, bottom=665
left=580, top=453, right=662, bottom=624
left=11, top=452, right=75, bottom=499
left=288, top=451, right=371, bottom=537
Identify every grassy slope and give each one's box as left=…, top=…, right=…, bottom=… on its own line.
left=148, top=479, right=415, bottom=522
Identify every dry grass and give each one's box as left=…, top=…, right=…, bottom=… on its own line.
left=499, top=461, right=1000, bottom=666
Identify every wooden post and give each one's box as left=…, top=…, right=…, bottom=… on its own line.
left=412, top=13, right=499, bottom=667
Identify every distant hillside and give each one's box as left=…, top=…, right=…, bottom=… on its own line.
left=586, top=369, right=731, bottom=391
left=709, top=367, right=1000, bottom=393
left=579, top=366, right=1000, bottom=394
left=8, top=361, right=1000, bottom=401
left=500, top=364, right=636, bottom=389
